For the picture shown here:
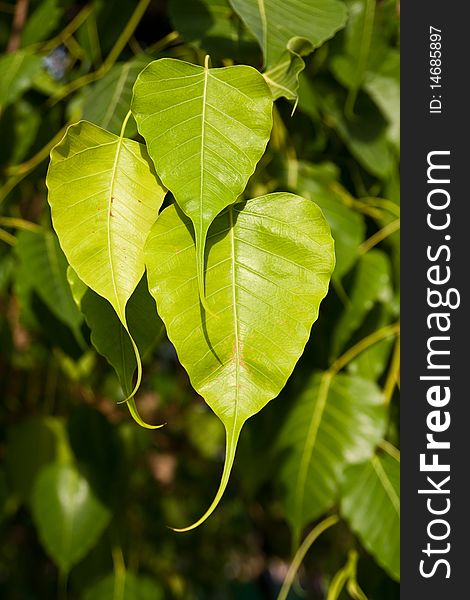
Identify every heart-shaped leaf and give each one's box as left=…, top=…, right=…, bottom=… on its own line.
left=132, top=57, right=273, bottom=308
left=145, top=193, right=335, bottom=529
left=278, top=372, right=386, bottom=545
left=47, top=120, right=166, bottom=426
left=229, top=0, right=348, bottom=67
left=341, top=452, right=400, bottom=580
left=31, top=463, right=111, bottom=574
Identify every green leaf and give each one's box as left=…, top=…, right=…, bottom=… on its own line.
left=14, top=230, right=84, bottom=344
left=341, top=452, right=400, bottom=580
left=132, top=57, right=273, bottom=308
left=169, top=0, right=258, bottom=61
left=32, top=463, right=111, bottom=574
left=5, top=417, right=71, bottom=504
left=330, top=250, right=392, bottom=359
left=263, top=38, right=310, bottom=101
left=322, top=86, right=394, bottom=178
left=330, top=0, right=376, bottom=113
left=83, top=58, right=151, bottom=136
left=364, top=50, right=400, bottom=150
left=83, top=571, right=164, bottom=600
left=145, top=193, right=335, bottom=529
left=47, top=120, right=166, bottom=425
left=0, top=50, right=43, bottom=110
left=21, top=0, right=63, bottom=47
left=80, top=274, right=164, bottom=397
left=67, top=266, right=88, bottom=310
left=229, top=0, right=348, bottom=67
left=278, top=373, right=386, bottom=544
left=0, top=98, right=41, bottom=164
left=289, top=161, right=365, bottom=280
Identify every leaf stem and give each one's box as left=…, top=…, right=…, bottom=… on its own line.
left=0, top=216, right=42, bottom=232
left=277, top=515, right=340, bottom=600
left=37, top=5, right=94, bottom=54
left=0, top=228, right=16, bottom=245
left=358, top=219, right=400, bottom=255
left=329, top=322, right=400, bottom=376
left=378, top=439, right=400, bottom=462
left=383, top=333, right=400, bottom=404
left=120, top=110, right=132, bottom=138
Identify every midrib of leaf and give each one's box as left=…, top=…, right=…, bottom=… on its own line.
left=293, top=372, right=332, bottom=543
left=229, top=206, right=240, bottom=429
left=371, top=454, right=399, bottom=514
left=102, top=63, right=131, bottom=129
left=197, top=58, right=209, bottom=305
left=107, top=124, right=128, bottom=323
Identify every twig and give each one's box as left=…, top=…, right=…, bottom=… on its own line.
left=7, top=0, right=29, bottom=52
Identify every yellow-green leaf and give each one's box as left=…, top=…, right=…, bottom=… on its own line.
left=132, top=57, right=273, bottom=308
left=145, top=193, right=335, bottom=529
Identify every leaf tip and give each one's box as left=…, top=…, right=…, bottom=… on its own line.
left=126, top=397, right=166, bottom=430
left=168, top=423, right=242, bottom=532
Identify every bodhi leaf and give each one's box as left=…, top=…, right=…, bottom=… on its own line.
left=31, top=463, right=111, bottom=574
left=132, top=57, right=273, bottom=309
left=263, top=37, right=312, bottom=101
left=81, top=274, right=165, bottom=397
left=278, top=372, right=386, bottom=546
left=46, top=120, right=166, bottom=428
left=83, top=57, right=151, bottom=136
left=341, top=452, right=400, bottom=580
left=229, top=0, right=348, bottom=67
left=145, top=193, right=335, bottom=529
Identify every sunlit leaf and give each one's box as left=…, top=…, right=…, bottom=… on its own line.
left=145, top=193, right=335, bottom=529
left=278, top=372, right=386, bottom=545
left=31, top=463, right=111, bottom=574
left=230, top=0, right=347, bottom=69
left=341, top=452, right=400, bottom=580
left=132, top=57, right=273, bottom=307
left=47, top=120, right=166, bottom=425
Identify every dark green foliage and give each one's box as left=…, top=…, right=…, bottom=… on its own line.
left=0, top=1, right=399, bottom=598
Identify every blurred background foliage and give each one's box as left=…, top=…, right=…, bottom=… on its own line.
left=0, top=0, right=400, bottom=598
